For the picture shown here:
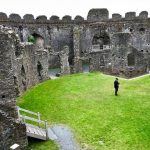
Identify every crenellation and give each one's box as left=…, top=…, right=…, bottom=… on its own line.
left=9, top=13, right=22, bottom=22
left=112, top=13, right=122, bottom=21
left=87, top=8, right=109, bottom=22
left=0, top=12, right=8, bottom=21
left=139, top=11, right=148, bottom=19
left=50, top=15, right=60, bottom=21
left=23, top=14, right=35, bottom=22
left=62, top=15, right=72, bottom=22
left=0, top=10, right=149, bottom=24
left=125, top=12, right=136, bottom=20
left=36, top=15, right=48, bottom=23
left=74, top=15, right=84, bottom=22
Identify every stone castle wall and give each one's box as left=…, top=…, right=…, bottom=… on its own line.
left=0, top=8, right=150, bottom=149
left=0, top=26, right=49, bottom=149
left=0, top=9, right=149, bottom=78
left=0, top=28, right=28, bottom=149
left=13, top=43, right=49, bottom=95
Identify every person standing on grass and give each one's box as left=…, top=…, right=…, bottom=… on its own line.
left=114, top=78, right=120, bottom=96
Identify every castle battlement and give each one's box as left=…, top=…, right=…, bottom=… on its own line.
left=0, top=9, right=149, bottom=24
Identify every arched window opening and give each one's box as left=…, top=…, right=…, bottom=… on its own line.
left=27, top=33, right=44, bottom=47
left=32, top=33, right=44, bottom=47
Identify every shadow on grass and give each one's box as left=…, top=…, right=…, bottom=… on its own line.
left=27, top=137, right=58, bottom=150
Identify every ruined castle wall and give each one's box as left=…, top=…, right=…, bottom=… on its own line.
left=0, top=9, right=149, bottom=78
left=0, top=8, right=150, bottom=148
left=0, top=28, right=27, bottom=149
left=49, top=25, right=74, bottom=67
left=88, top=11, right=150, bottom=77
left=13, top=43, right=49, bottom=95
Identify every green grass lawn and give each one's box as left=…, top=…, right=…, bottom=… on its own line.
left=17, top=72, right=150, bottom=150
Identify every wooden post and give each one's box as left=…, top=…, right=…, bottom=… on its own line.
left=23, top=115, right=26, bottom=124
left=45, top=120, right=48, bottom=139
left=38, top=112, right=40, bottom=127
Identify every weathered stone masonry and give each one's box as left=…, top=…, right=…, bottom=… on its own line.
left=0, top=8, right=150, bottom=149
left=0, top=28, right=28, bottom=149
left=0, top=9, right=149, bottom=78
left=0, top=27, right=49, bottom=149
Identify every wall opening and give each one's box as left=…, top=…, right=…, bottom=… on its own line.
left=19, top=26, right=23, bottom=42
left=32, top=33, right=44, bottom=47
left=48, top=55, right=61, bottom=78
left=82, top=60, right=90, bottom=73
left=21, top=65, right=27, bottom=91
left=139, top=28, right=145, bottom=32
left=37, top=61, right=43, bottom=80
left=2, top=95, right=5, bottom=99
left=130, top=28, right=133, bottom=33
left=28, top=33, right=44, bottom=47
left=127, top=53, right=135, bottom=66
left=28, top=35, right=35, bottom=43
left=92, top=32, right=110, bottom=50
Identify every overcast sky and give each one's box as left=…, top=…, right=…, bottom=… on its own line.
left=0, top=0, right=150, bottom=19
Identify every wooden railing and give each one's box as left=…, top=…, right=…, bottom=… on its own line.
left=17, top=106, right=48, bottom=139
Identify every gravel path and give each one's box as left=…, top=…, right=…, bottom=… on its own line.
left=48, top=125, right=81, bottom=150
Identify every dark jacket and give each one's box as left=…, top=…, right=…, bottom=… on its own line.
left=114, top=80, right=119, bottom=89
